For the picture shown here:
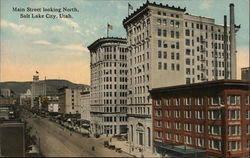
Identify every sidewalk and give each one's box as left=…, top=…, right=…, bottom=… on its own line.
left=109, top=138, right=161, bottom=158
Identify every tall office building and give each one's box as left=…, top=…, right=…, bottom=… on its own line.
left=122, top=1, right=238, bottom=153
left=88, top=37, right=128, bottom=135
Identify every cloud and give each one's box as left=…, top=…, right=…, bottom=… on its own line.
left=33, top=40, right=52, bottom=45
left=60, top=18, right=84, bottom=35
left=63, top=44, right=88, bottom=52
left=50, top=26, right=64, bottom=32
left=0, top=20, right=42, bottom=34
left=199, top=0, right=214, bottom=9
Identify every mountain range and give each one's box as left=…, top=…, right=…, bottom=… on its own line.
left=0, top=79, right=90, bottom=96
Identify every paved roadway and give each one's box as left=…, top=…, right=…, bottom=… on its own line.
left=22, top=110, right=131, bottom=157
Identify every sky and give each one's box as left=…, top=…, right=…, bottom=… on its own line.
left=0, top=0, right=249, bottom=85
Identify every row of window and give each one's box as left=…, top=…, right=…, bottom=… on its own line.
left=157, top=11, right=180, bottom=18
left=154, top=96, right=250, bottom=106
left=103, top=116, right=127, bottom=122
left=103, top=91, right=127, bottom=97
left=158, top=62, right=180, bottom=71
left=158, top=51, right=180, bottom=60
left=103, top=84, right=127, bottom=90
left=128, top=106, right=151, bottom=115
left=103, top=54, right=127, bottom=60
left=130, top=52, right=150, bottom=65
left=157, top=18, right=180, bottom=28
left=103, top=77, right=127, bottom=82
left=158, top=40, right=179, bottom=49
left=157, top=29, right=180, bottom=39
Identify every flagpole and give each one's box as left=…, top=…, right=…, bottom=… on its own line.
left=128, top=3, right=129, bottom=16
left=107, top=23, right=109, bottom=37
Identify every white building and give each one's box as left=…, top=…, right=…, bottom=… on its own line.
left=47, top=96, right=59, bottom=113
left=88, top=37, right=128, bottom=136
left=20, top=89, right=31, bottom=106
left=0, top=89, right=11, bottom=98
left=80, top=91, right=91, bottom=121
left=31, top=75, right=46, bottom=108
left=122, top=1, right=238, bottom=153
left=58, top=87, right=83, bottom=115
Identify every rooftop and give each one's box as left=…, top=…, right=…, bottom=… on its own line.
left=123, top=1, right=186, bottom=26
left=87, top=37, right=127, bottom=52
left=150, top=80, right=250, bottom=94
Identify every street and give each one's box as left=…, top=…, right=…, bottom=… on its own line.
left=22, top=110, right=131, bottom=157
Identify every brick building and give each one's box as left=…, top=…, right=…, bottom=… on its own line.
left=151, top=80, right=250, bottom=158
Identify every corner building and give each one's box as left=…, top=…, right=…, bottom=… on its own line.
left=88, top=37, right=128, bottom=136
left=151, top=80, right=250, bottom=158
left=123, top=1, right=237, bottom=153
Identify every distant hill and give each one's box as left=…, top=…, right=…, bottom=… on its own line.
left=0, top=79, right=90, bottom=96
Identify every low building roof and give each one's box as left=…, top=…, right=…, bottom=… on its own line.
left=150, top=80, right=250, bottom=94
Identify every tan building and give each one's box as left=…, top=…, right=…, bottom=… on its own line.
left=58, top=87, right=83, bottom=115
left=241, top=67, right=250, bottom=81
left=80, top=91, right=91, bottom=121
left=88, top=37, right=128, bottom=136
left=123, top=1, right=239, bottom=153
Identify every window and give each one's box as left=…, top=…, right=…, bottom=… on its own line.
left=158, top=29, right=161, bottom=36
left=185, top=110, right=192, bottom=118
left=197, top=138, right=204, bottom=147
left=185, top=29, right=190, bottom=36
left=246, top=111, right=250, bottom=120
left=196, top=111, right=204, bottom=120
left=228, top=125, right=241, bottom=136
left=186, top=49, right=191, bottom=55
left=176, top=64, right=180, bottom=71
left=209, top=125, right=221, bottom=135
left=158, top=51, right=162, bottom=58
left=163, top=51, right=167, bottom=58
left=171, top=31, right=174, bottom=38
left=211, top=96, right=221, bottom=105
left=170, top=20, right=174, bottom=27
left=209, top=110, right=221, bottom=120
left=155, top=110, right=162, bottom=117
left=185, top=136, right=192, bottom=145
left=156, top=120, right=162, bottom=127
left=184, top=123, right=192, bottom=132
left=156, top=100, right=161, bottom=106
left=171, top=52, right=175, bottom=59
left=158, top=40, right=162, bottom=47
left=163, top=19, right=167, bottom=25
left=164, top=63, right=167, bottom=70
left=171, top=64, right=175, bottom=70
left=196, top=124, right=204, bottom=133
left=246, top=96, right=250, bottom=105
left=176, top=53, right=179, bottom=60
left=186, top=58, right=190, bottom=65
left=184, top=98, right=191, bottom=105
left=163, top=30, right=167, bottom=37
left=227, top=95, right=241, bottom=105
left=196, top=97, right=203, bottom=105
left=209, top=139, right=221, bottom=151
left=185, top=39, right=190, bottom=46
left=157, top=18, right=161, bottom=25
left=156, top=131, right=162, bottom=138
left=158, top=62, right=162, bottom=70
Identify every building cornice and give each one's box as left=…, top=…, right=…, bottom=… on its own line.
left=150, top=80, right=250, bottom=94
left=87, top=37, right=127, bottom=53
left=123, top=1, right=186, bottom=27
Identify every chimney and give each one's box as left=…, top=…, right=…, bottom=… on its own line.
left=224, top=15, right=228, bottom=79
left=230, top=3, right=237, bottom=79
